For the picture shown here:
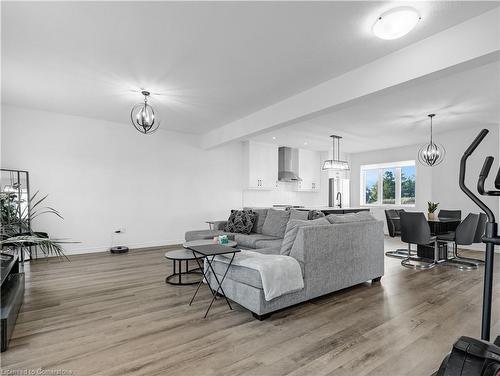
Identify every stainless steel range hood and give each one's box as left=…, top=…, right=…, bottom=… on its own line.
left=278, top=147, right=302, bottom=182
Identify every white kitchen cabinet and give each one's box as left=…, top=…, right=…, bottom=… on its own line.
left=243, top=141, right=278, bottom=190
left=296, top=149, right=321, bottom=192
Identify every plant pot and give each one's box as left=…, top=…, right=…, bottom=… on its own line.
left=428, top=212, right=436, bottom=220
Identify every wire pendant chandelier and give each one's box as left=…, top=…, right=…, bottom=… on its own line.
left=130, top=90, right=160, bottom=134
left=418, top=114, right=446, bottom=167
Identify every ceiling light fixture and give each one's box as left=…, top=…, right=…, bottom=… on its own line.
left=373, top=7, right=421, bottom=40
left=418, top=114, right=446, bottom=167
left=323, top=135, right=350, bottom=171
left=130, top=90, right=160, bottom=134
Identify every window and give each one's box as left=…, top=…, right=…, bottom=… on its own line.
left=364, top=169, right=378, bottom=204
left=401, top=165, right=416, bottom=205
left=360, top=161, right=416, bottom=206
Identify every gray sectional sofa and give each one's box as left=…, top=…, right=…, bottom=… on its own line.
left=185, top=208, right=308, bottom=254
left=184, top=208, right=384, bottom=319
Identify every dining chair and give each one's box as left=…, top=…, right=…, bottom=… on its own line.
left=384, top=209, right=413, bottom=259
left=437, top=213, right=480, bottom=270
left=452, top=212, right=487, bottom=265
left=438, top=209, right=462, bottom=232
left=438, top=210, right=462, bottom=219
left=400, top=212, right=437, bottom=269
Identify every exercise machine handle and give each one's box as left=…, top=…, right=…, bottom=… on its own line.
left=495, top=164, right=500, bottom=190
left=478, top=157, right=494, bottom=195
left=459, top=129, right=495, bottom=223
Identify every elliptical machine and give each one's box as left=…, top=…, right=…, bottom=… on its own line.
left=434, top=129, right=500, bottom=376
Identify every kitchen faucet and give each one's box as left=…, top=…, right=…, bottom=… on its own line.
left=336, top=191, right=342, bottom=208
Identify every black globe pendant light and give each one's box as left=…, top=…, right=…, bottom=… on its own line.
left=130, top=90, right=160, bottom=134
left=418, top=114, right=446, bottom=167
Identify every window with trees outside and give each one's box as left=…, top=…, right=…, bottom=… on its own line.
left=361, top=161, right=416, bottom=207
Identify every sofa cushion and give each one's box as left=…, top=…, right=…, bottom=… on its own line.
left=185, top=229, right=223, bottom=241
left=261, top=209, right=291, bottom=238
left=308, top=210, right=326, bottom=220
left=326, top=211, right=375, bottom=224
left=289, top=209, right=309, bottom=220
left=185, top=230, right=235, bottom=242
left=280, top=217, right=330, bottom=256
left=224, top=210, right=256, bottom=234
left=234, top=233, right=280, bottom=249
left=254, top=238, right=283, bottom=249
left=210, top=258, right=263, bottom=289
left=244, top=207, right=268, bottom=234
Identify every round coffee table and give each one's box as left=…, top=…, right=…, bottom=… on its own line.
left=182, top=239, right=237, bottom=248
left=164, top=249, right=203, bottom=286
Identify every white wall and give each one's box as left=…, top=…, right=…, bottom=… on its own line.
left=1, top=105, right=244, bottom=254
left=431, top=125, right=499, bottom=219
left=350, top=124, right=500, bottom=250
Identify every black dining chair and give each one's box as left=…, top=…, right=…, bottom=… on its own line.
left=437, top=213, right=480, bottom=270
left=438, top=210, right=462, bottom=219
left=438, top=209, right=462, bottom=233
left=384, top=209, right=413, bottom=259
left=400, top=212, right=437, bottom=269
left=453, top=212, right=487, bottom=265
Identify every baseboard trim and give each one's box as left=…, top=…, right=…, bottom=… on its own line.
left=54, top=239, right=185, bottom=256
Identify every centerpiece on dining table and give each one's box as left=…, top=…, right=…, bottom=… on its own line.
left=427, top=201, right=439, bottom=220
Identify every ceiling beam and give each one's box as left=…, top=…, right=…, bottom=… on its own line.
left=201, top=7, right=500, bottom=149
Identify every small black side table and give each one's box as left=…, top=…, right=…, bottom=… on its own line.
left=187, top=244, right=240, bottom=318
left=164, top=249, right=203, bottom=286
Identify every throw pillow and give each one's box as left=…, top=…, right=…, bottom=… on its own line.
left=289, top=209, right=309, bottom=221
left=244, top=207, right=268, bottom=234
left=280, top=217, right=330, bottom=256
left=224, top=210, right=256, bottom=234
left=308, top=210, right=326, bottom=220
left=261, top=209, right=291, bottom=238
left=326, top=211, right=376, bottom=224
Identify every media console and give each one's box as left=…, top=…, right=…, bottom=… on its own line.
left=1, top=252, right=25, bottom=352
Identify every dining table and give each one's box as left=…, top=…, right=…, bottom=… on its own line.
left=393, top=215, right=462, bottom=261
left=426, top=217, right=461, bottom=235
left=393, top=215, right=461, bottom=235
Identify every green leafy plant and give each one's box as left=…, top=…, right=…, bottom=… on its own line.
left=427, top=201, right=439, bottom=213
left=0, top=235, right=72, bottom=261
left=0, top=191, right=71, bottom=260
left=1, top=191, right=62, bottom=237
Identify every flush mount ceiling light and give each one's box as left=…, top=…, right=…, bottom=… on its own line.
left=373, top=7, right=421, bottom=40
left=130, top=90, right=160, bottom=134
left=323, top=135, right=350, bottom=171
left=418, top=114, right=446, bottom=167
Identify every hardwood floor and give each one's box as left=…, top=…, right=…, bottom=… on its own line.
left=1, top=240, right=499, bottom=376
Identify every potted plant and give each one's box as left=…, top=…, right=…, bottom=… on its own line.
left=0, top=191, right=72, bottom=260
left=427, top=201, right=439, bottom=220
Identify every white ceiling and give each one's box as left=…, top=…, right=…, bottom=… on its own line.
left=2, top=1, right=498, bottom=134
left=250, top=60, right=500, bottom=153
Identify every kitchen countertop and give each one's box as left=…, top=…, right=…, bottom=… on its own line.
left=298, top=207, right=369, bottom=211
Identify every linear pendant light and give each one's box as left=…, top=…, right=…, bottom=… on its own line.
left=323, top=135, right=350, bottom=171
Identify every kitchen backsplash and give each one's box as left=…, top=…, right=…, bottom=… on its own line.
left=242, top=181, right=327, bottom=208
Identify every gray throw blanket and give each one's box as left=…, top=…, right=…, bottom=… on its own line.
left=213, top=250, right=304, bottom=301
